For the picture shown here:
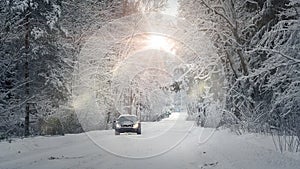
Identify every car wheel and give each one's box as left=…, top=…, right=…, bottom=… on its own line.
left=137, top=128, right=141, bottom=135
left=115, top=130, right=120, bottom=135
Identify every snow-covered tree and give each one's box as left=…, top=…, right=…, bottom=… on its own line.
left=179, top=0, right=300, bottom=150
left=0, top=0, right=73, bottom=137
left=245, top=0, right=300, bottom=146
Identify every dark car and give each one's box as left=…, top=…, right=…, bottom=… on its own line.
left=114, top=114, right=141, bottom=135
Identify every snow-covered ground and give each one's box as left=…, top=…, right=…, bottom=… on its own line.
left=0, top=112, right=299, bottom=169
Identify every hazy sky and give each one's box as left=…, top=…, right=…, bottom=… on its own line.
left=163, top=0, right=178, bottom=16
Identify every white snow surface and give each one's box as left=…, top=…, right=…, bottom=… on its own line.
left=0, top=112, right=299, bottom=169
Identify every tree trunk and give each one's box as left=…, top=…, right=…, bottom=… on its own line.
left=225, top=49, right=238, bottom=78
left=24, top=8, right=30, bottom=137
left=123, top=0, right=128, bottom=16
left=237, top=48, right=249, bottom=76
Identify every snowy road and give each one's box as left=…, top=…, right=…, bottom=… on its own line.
left=0, top=112, right=299, bottom=169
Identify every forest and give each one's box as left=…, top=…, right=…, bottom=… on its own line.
left=0, top=0, right=299, bottom=152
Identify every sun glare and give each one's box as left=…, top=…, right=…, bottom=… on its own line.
left=145, top=35, right=176, bottom=54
